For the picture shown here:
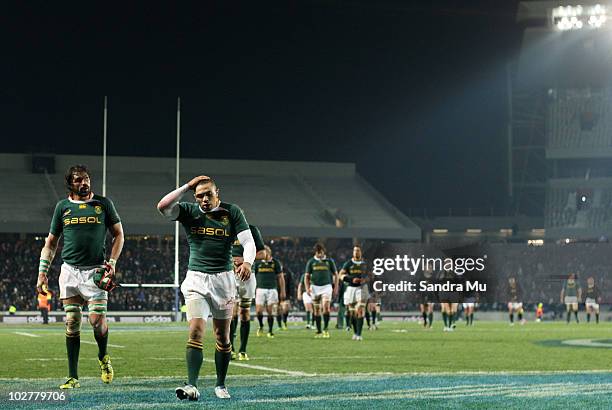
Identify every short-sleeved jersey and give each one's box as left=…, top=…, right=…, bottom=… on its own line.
left=305, top=257, right=337, bottom=286
left=585, top=285, right=600, bottom=300
left=341, top=259, right=368, bottom=287
left=254, top=258, right=283, bottom=289
left=563, top=280, right=580, bottom=297
left=175, top=201, right=249, bottom=273
left=232, top=224, right=265, bottom=257
left=299, top=272, right=306, bottom=292
left=50, top=195, right=121, bottom=266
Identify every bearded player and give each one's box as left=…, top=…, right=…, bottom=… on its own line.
left=36, top=165, right=124, bottom=389
left=230, top=224, right=265, bottom=361
left=304, top=243, right=338, bottom=338
left=158, top=175, right=255, bottom=400
left=254, top=245, right=286, bottom=338
left=339, top=245, right=368, bottom=341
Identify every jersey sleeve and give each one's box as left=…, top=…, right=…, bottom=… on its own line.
left=274, top=259, right=283, bottom=275
left=175, top=202, right=190, bottom=222
left=329, top=259, right=338, bottom=273
left=104, top=198, right=121, bottom=226
left=251, top=225, right=265, bottom=252
left=231, top=205, right=249, bottom=234
left=49, top=202, right=64, bottom=236
left=305, top=259, right=313, bottom=275
left=341, top=260, right=351, bottom=272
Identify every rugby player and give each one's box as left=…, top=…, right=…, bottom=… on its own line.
left=438, top=269, right=459, bottom=331
left=158, top=175, right=256, bottom=400
left=230, top=224, right=265, bottom=361
left=304, top=243, right=338, bottom=338
left=507, top=276, right=524, bottom=326
left=418, top=266, right=435, bottom=328
left=339, top=245, right=368, bottom=341
left=584, top=276, right=601, bottom=324
left=277, top=263, right=292, bottom=330
left=254, top=245, right=285, bottom=338
left=36, top=165, right=124, bottom=389
left=561, top=273, right=581, bottom=324
left=297, top=272, right=314, bottom=329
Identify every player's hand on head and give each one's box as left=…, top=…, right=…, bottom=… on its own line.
left=187, top=175, right=211, bottom=190
left=36, top=273, right=48, bottom=295
left=236, top=262, right=252, bottom=281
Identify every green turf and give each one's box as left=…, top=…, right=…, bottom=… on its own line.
left=0, top=320, right=611, bottom=408
left=1, top=320, right=610, bottom=378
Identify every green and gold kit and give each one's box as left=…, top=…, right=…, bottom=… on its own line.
left=50, top=195, right=121, bottom=266
left=563, top=279, right=580, bottom=297
left=305, top=257, right=337, bottom=286
left=176, top=201, right=249, bottom=273
left=585, top=285, right=600, bottom=300
left=254, top=258, right=283, bottom=289
left=341, top=259, right=367, bottom=287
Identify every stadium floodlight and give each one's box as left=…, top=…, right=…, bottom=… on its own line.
left=551, top=4, right=609, bottom=30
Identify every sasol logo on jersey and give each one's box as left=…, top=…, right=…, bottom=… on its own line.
left=190, top=227, right=230, bottom=237
left=64, top=216, right=102, bottom=226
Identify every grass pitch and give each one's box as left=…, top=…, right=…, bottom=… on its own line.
left=1, top=320, right=611, bottom=408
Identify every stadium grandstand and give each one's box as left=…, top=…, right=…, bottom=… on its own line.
left=513, top=1, right=612, bottom=240
left=0, top=153, right=420, bottom=240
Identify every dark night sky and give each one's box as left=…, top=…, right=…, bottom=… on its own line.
left=0, top=0, right=522, bottom=215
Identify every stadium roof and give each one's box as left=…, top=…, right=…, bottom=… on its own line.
left=0, top=153, right=420, bottom=240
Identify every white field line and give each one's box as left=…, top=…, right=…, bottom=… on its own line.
left=13, top=332, right=40, bottom=338
left=11, top=331, right=124, bottom=348
left=2, top=369, right=612, bottom=381
left=147, top=356, right=315, bottom=376
left=79, top=340, right=125, bottom=348
left=243, top=382, right=612, bottom=404
left=203, top=358, right=314, bottom=377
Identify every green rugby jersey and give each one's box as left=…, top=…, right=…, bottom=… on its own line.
left=254, top=258, right=283, bottom=289
left=50, top=195, right=121, bottom=267
left=305, top=257, right=337, bottom=286
left=585, top=285, right=600, bottom=300
left=176, top=201, right=249, bottom=273
left=231, top=224, right=265, bottom=257
left=341, top=259, right=368, bottom=287
left=563, top=280, right=580, bottom=297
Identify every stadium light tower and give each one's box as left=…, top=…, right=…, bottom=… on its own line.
left=551, top=4, right=608, bottom=31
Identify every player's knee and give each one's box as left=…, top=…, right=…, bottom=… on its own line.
left=64, top=304, right=82, bottom=337
left=189, top=326, right=204, bottom=341
left=213, top=326, right=230, bottom=345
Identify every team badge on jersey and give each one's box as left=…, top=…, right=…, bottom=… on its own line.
left=220, top=215, right=229, bottom=225
left=95, top=205, right=103, bottom=214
